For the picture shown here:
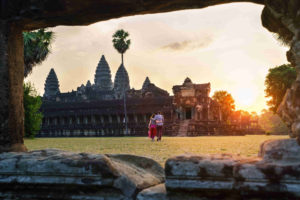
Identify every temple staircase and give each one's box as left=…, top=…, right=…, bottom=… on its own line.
left=177, top=120, right=190, bottom=136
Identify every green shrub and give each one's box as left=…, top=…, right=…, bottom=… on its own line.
left=24, top=83, right=43, bottom=138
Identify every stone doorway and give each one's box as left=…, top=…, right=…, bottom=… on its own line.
left=185, top=108, right=192, bottom=120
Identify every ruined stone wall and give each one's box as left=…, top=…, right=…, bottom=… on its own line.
left=39, top=97, right=174, bottom=137
left=0, top=139, right=300, bottom=199
left=261, top=1, right=300, bottom=141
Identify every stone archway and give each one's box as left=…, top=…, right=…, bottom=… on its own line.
left=0, top=0, right=299, bottom=152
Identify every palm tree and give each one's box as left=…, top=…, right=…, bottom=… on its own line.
left=112, top=29, right=131, bottom=65
left=22, top=29, right=53, bottom=138
left=112, top=29, right=131, bottom=135
left=23, top=29, right=54, bottom=77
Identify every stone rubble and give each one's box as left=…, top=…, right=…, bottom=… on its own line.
left=165, top=139, right=300, bottom=199
left=0, top=149, right=164, bottom=200
left=1, top=139, right=300, bottom=199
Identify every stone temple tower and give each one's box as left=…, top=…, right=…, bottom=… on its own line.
left=44, top=68, right=60, bottom=98
left=114, top=64, right=130, bottom=99
left=94, top=55, right=113, bottom=91
left=142, top=77, right=151, bottom=91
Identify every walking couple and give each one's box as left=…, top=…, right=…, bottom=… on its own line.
left=148, top=111, right=164, bottom=141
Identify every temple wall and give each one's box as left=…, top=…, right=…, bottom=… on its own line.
left=39, top=112, right=172, bottom=137
left=39, top=95, right=246, bottom=137
left=39, top=112, right=231, bottom=137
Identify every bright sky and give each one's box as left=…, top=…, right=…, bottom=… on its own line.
left=26, top=3, right=288, bottom=113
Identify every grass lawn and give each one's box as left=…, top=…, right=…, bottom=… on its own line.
left=25, top=135, right=288, bottom=166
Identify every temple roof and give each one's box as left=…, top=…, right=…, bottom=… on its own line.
left=142, top=77, right=151, bottom=91
left=44, top=68, right=60, bottom=98
left=142, top=83, right=169, bottom=97
left=184, top=77, right=192, bottom=84
left=172, top=82, right=211, bottom=93
left=41, top=97, right=173, bottom=116
left=86, top=80, right=92, bottom=87
left=94, top=55, right=113, bottom=90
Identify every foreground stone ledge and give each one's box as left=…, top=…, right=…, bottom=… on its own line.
left=165, top=139, right=300, bottom=199
left=0, top=149, right=164, bottom=200
left=0, top=139, right=299, bottom=199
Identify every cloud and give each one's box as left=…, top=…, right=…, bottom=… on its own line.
left=161, top=37, right=213, bottom=51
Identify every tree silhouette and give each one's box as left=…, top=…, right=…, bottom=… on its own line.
left=24, top=83, right=43, bottom=138
left=112, top=29, right=131, bottom=65
left=265, top=64, right=296, bottom=113
left=23, top=29, right=54, bottom=77
left=212, top=90, right=235, bottom=122
left=112, top=29, right=131, bottom=135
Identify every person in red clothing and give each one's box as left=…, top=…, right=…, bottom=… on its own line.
left=148, top=114, right=157, bottom=141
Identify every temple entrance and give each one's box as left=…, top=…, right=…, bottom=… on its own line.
left=185, top=108, right=192, bottom=120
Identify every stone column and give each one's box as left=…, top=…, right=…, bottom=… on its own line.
left=278, top=39, right=300, bottom=143
left=91, top=115, right=96, bottom=124
left=100, top=116, right=104, bottom=124
left=191, top=108, right=195, bottom=120
left=134, top=114, right=138, bottom=123
left=0, top=21, right=26, bottom=152
left=219, top=106, right=222, bottom=121
left=207, top=104, right=210, bottom=120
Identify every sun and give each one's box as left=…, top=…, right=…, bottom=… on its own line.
left=233, top=87, right=258, bottom=111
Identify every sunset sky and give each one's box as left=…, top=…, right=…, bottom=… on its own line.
left=26, top=3, right=288, bottom=113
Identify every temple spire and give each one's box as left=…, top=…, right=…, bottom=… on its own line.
left=142, top=76, right=151, bottom=91
left=86, top=80, right=92, bottom=87
left=94, top=55, right=113, bottom=90
left=184, top=77, right=192, bottom=84
left=44, top=68, right=60, bottom=98
left=114, top=64, right=130, bottom=99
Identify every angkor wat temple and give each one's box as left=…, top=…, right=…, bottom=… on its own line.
left=39, top=55, right=225, bottom=137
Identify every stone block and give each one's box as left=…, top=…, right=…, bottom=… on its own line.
left=165, top=139, right=300, bottom=199
left=136, top=184, right=167, bottom=200
left=258, top=139, right=300, bottom=161
left=0, top=149, right=164, bottom=200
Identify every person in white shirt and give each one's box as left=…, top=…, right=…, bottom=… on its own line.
left=154, top=111, right=164, bottom=141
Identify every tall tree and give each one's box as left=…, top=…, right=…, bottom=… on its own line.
left=24, top=83, right=43, bottom=138
left=23, top=29, right=54, bottom=77
left=112, top=29, right=131, bottom=134
left=240, top=110, right=251, bottom=129
left=212, top=90, right=235, bottom=122
left=23, top=29, right=54, bottom=138
left=112, top=29, right=131, bottom=65
left=265, top=64, right=296, bottom=113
